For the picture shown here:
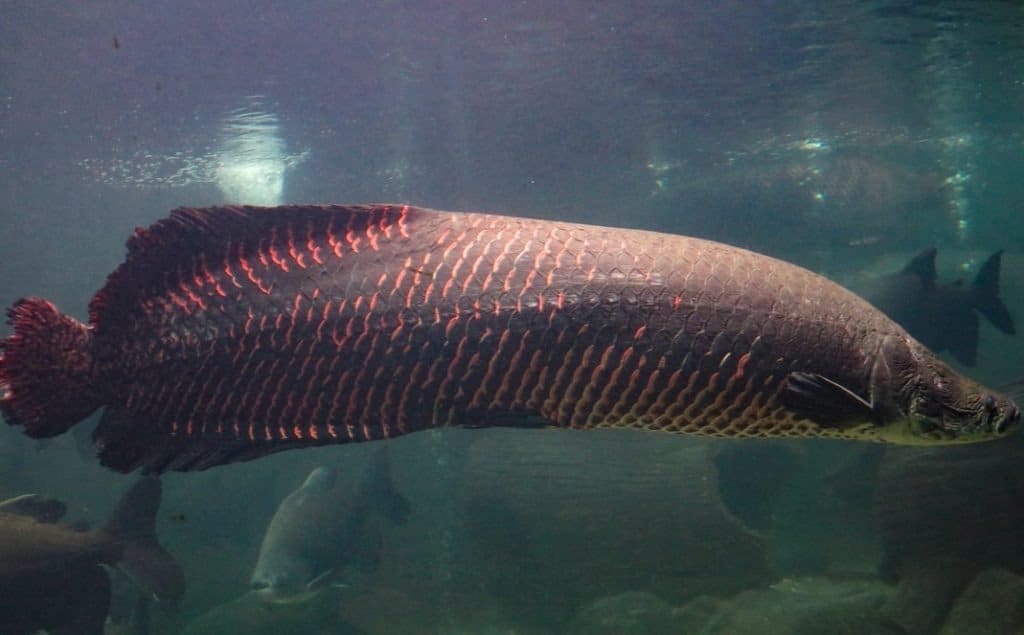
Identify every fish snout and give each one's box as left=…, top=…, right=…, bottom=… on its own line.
left=250, top=572, right=321, bottom=604
left=250, top=573, right=292, bottom=598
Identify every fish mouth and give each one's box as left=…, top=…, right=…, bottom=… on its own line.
left=896, top=409, right=1020, bottom=445
left=250, top=585, right=323, bottom=605
left=872, top=417, right=996, bottom=446
left=873, top=421, right=956, bottom=446
left=250, top=570, right=335, bottom=604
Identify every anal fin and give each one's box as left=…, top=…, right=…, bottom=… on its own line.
left=94, top=407, right=330, bottom=474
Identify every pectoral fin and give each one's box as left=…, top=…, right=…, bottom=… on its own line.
left=305, top=569, right=334, bottom=591
left=784, top=372, right=877, bottom=429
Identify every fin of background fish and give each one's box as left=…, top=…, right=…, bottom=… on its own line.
left=971, top=251, right=1016, bottom=335
left=784, top=372, right=877, bottom=428
left=902, top=247, right=938, bottom=288
left=105, top=477, right=185, bottom=608
left=360, top=449, right=411, bottom=525
left=304, top=569, right=334, bottom=591
left=0, top=493, right=66, bottom=523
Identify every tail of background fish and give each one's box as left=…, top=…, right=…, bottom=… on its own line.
left=359, top=448, right=411, bottom=525
left=971, top=251, right=1016, bottom=335
left=0, top=298, right=101, bottom=437
left=105, top=477, right=186, bottom=609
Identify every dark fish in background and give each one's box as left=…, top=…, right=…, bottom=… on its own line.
left=0, top=477, right=184, bottom=635
left=0, top=205, right=1018, bottom=474
left=857, top=248, right=1016, bottom=367
left=251, top=447, right=409, bottom=604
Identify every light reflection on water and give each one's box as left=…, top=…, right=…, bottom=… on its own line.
left=78, top=96, right=307, bottom=206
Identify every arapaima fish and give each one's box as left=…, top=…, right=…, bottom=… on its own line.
left=0, top=205, right=1018, bottom=473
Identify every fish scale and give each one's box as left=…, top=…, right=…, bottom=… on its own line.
left=0, top=204, right=1018, bottom=473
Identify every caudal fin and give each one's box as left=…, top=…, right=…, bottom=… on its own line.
left=0, top=297, right=100, bottom=437
left=106, top=477, right=186, bottom=608
left=971, top=251, right=1016, bottom=335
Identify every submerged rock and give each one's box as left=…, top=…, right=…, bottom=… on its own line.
left=698, top=577, right=902, bottom=635
left=876, top=437, right=1024, bottom=634
left=567, top=591, right=687, bottom=635
left=940, top=569, right=1024, bottom=635
left=567, top=578, right=902, bottom=635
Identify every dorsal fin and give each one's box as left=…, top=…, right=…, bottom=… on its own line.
left=971, top=250, right=1016, bottom=335
left=87, top=204, right=417, bottom=334
left=973, top=250, right=1003, bottom=295
left=0, top=493, right=67, bottom=523
left=901, top=247, right=937, bottom=288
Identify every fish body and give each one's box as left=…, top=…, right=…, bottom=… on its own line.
left=250, top=448, right=409, bottom=603
left=0, top=508, right=117, bottom=582
left=858, top=248, right=1015, bottom=367
left=0, top=205, right=1018, bottom=473
left=0, top=478, right=183, bottom=635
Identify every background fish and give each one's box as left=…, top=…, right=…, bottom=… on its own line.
left=250, top=447, right=409, bottom=604
left=0, top=205, right=1018, bottom=473
left=857, top=248, right=1016, bottom=367
left=0, top=477, right=184, bottom=635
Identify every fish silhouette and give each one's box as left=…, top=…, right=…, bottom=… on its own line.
left=0, top=206, right=1019, bottom=473
left=0, top=477, right=184, bottom=635
left=250, top=447, right=409, bottom=603
left=858, top=248, right=1015, bottom=367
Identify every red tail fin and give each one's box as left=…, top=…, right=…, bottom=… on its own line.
left=0, top=297, right=99, bottom=437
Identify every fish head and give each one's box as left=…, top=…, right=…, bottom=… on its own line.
left=250, top=558, right=331, bottom=604
left=879, top=337, right=1021, bottom=444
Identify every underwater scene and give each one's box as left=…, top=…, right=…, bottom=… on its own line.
left=2, top=2, right=1024, bottom=634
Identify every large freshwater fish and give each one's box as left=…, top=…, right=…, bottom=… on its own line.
left=251, top=448, right=409, bottom=603
left=0, top=205, right=1018, bottom=473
